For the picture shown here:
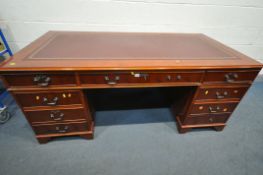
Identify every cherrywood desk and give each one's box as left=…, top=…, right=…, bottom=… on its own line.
left=0, top=31, right=262, bottom=143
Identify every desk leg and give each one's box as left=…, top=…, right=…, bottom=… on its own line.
left=176, top=116, right=191, bottom=134
left=178, top=127, right=191, bottom=134
left=214, top=125, right=225, bottom=132
left=37, top=137, right=50, bottom=144
left=176, top=123, right=191, bottom=134
left=80, top=121, right=94, bottom=140
left=80, top=134, right=94, bottom=140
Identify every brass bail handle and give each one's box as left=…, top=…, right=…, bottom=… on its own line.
left=225, top=73, right=238, bottom=83
left=55, top=125, right=69, bottom=133
left=50, top=110, right=64, bottom=121
left=43, top=97, right=59, bottom=106
left=105, top=75, right=120, bottom=85
left=209, top=106, right=220, bottom=113
left=33, top=75, right=51, bottom=87
left=216, top=91, right=228, bottom=99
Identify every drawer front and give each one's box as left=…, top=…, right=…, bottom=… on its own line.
left=33, top=122, right=89, bottom=135
left=14, top=91, right=82, bottom=107
left=4, top=73, right=76, bottom=87
left=79, top=71, right=203, bottom=85
left=195, top=86, right=249, bottom=100
left=148, top=72, right=203, bottom=83
left=183, top=113, right=230, bottom=125
left=204, top=70, right=259, bottom=84
left=80, top=73, right=130, bottom=85
left=25, top=108, right=87, bottom=124
left=190, top=102, right=238, bottom=114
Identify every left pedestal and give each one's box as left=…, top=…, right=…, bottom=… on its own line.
left=9, top=86, right=94, bottom=144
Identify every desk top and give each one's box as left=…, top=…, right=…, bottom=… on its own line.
left=0, top=31, right=262, bottom=71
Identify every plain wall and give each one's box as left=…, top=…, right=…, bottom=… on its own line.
left=0, top=0, right=263, bottom=64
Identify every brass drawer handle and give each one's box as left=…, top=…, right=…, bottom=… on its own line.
left=209, top=106, right=220, bottom=113
left=166, top=75, right=181, bottom=81
left=33, top=75, right=51, bottom=87
left=176, top=75, right=182, bottom=80
left=216, top=91, right=228, bottom=99
left=107, top=81, right=117, bottom=85
left=50, top=110, right=64, bottom=121
left=104, top=76, right=120, bottom=85
left=55, top=125, right=69, bottom=133
left=43, top=97, right=59, bottom=106
left=225, top=73, right=238, bottom=83
left=209, top=117, right=214, bottom=122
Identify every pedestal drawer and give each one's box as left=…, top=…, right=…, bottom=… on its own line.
left=14, top=90, right=82, bottom=107
left=190, top=102, right=238, bottom=115
left=184, top=113, right=230, bottom=125
left=4, top=72, right=76, bottom=87
left=33, top=121, right=89, bottom=135
left=195, top=86, right=249, bottom=100
left=25, top=107, right=87, bottom=124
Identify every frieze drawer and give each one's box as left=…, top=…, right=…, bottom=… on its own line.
left=79, top=71, right=204, bottom=85
left=3, top=72, right=76, bottom=87
left=203, top=69, right=259, bottom=84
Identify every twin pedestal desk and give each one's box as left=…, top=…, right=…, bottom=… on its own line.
left=0, top=32, right=262, bottom=143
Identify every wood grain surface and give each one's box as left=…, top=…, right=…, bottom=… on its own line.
left=0, top=31, right=261, bottom=71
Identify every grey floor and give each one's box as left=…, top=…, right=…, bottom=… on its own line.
left=0, top=77, right=263, bottom=175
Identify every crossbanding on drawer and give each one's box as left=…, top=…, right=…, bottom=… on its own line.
left=24, top=107, right=88, bottom=124
left=195, top=85, right=249, bottom=101
left=183, top=113, right=230, bottom=125
left=79, top=71, right=204, bottom=85
left=14, top=90, right=83, bottom=107
left=204, top=69, right=259, bottom=84
left=4, top=72, right=76, bottom=87
left=32, top=121, right=89, bottom=135
left=189, top=101, right=238, bottom=115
